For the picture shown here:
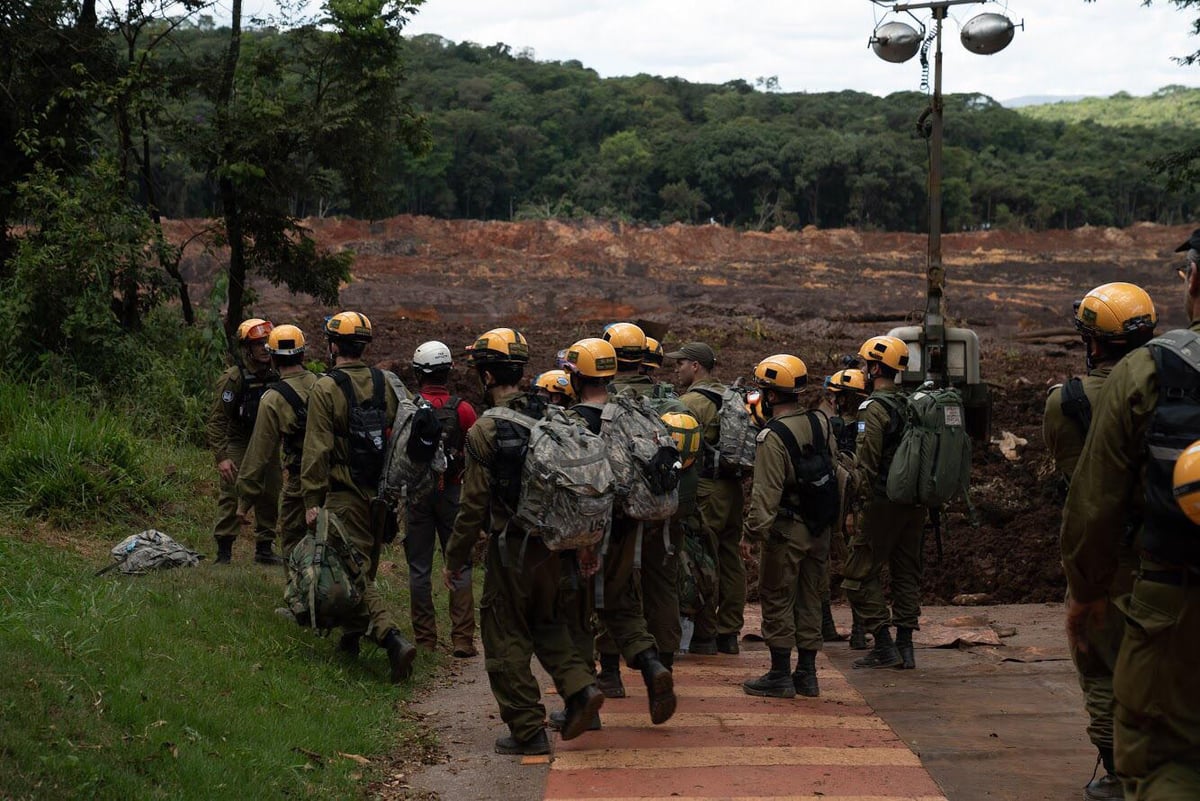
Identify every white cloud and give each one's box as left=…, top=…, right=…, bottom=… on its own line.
left=403, top=0, right=1200, bottom=101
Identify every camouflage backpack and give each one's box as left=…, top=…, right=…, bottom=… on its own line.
left=97, top=530, right=202, bottom=575
left=677, top=528, right=717, bottom=617
left=485, top=405, right=616, bottom=551
left=284, top=509, right=365, bottom=631
left=379, top=395, right=447, bottom=508
left=597, top=395, right=681, bottom=521
left=692, top=385, right=760, bottom=477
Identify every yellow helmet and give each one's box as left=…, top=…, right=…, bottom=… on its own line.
left=661, top=411, right=702, bottom=469
left=534, top=369, right=576, bottom=401
left=602, top=322, right=647, bottom=365
left=468, top=328, right=529, bottom=365
left=1073, top=282, right=1157, bottom=341
left=267, top=324, right=306, bottom=356
left=566, top=338, right=618, bottom=378
left=859, top=335, right=910, bottom=371
left=753, top=354, right=809, bottom=393
left=236, top=318, right=273, bottom=342
left=324, top=311, right=373, bottom=342
left=1174, top=440, right=1200, bottom=525
left=825, top=368, right=867, bottom=394
left=643, top=336, right=665, bottom=369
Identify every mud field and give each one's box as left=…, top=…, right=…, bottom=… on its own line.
left=170, top=217, right=1194, bottom=603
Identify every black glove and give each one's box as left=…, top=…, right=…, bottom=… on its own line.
left=406, top=406, right=443, bottom=463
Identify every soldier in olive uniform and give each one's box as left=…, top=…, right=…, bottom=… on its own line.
left=442, top=328, right=603, bottom=757
left=300, top=311, right=417, bottom=684
left=236, top=324, right=319, bottom=566
left=669, top=341, right=746, bottom=655
left=564, top=336, right=677, bottom=725
left=740, top=354, right=834, bottom=699
left=842, top=335, right=925, bottom=671
left=595, top=323, right=689, bottom=697
left=818, top=368, right=869, bottom=648
left=207, top=318, right=283, bottom=565
left=1044, top=282, right=1158, bottom=801
left=1063, top=233, right=1200, bottom=800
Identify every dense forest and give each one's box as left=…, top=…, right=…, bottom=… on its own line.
left=4, top=0, right=1200, bottom=364
left=126, top=28, right=1200, bottom=233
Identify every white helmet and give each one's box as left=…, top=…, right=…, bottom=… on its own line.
left=413, top=340, right=453, bottom=374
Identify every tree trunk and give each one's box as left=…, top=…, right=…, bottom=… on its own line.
left=217, top=0, right=244, bottom=349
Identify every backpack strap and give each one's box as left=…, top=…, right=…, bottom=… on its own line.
left=692, top=387, right=723, bottom=408
left=1149, top=329, right=1200, bottom=376
left=329, top=368, right=357, bottom=414
left=271, top=380, right=307, bottom=418
left=1058, top=377, right=1092, bottom=437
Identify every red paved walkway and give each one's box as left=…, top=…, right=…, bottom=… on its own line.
left=543, top=639, right=947, bottom=801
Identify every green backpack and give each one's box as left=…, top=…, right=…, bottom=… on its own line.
left=885, top=386, right=971, bottom=508
left=284, top=509, right=365, bottom=630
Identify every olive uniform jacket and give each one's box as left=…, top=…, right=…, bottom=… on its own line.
left=1042, top=366, right=1111, bottom=481
left=852, top=385, right=905, bottom=503
left=744, top=408, right=837, bottom=543
left=444, top=389, right=535, bottom=575
left=300, top=362, right=401, bottom=509
left=237, top=370, right=319, bottom=504
left=207, top=364, right=278, bottom=463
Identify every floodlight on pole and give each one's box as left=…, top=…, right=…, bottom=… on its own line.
left=867, top=0, right=1021, bottom=441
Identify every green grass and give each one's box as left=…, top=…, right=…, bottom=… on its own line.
left=0, top=377, right=454, bottom=800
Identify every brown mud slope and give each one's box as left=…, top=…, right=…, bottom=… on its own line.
left=167, top=217, right=1193, bottom=604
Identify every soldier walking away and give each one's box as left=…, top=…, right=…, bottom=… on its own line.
left=820, top=368, right=870, bottom=649
left=300, top=311, right=417, bottom=684
left=1063, top=230, right=1200, bottom=801
left=669, top=341, right=746, bottom=655
left=1043, top=282, right=1157, bottom=801
left=565, top=336, right=677, bottom=725
left=406, top=340, right=479, bottom=658
left=740, top=355, right=835, bottom=699
left=208, top=318, right=283, bottom=565
left=442, top=328, right=603, bottom=756
left=842, top=336, right=924, bottom=671
left=236, top=324, right=320, bottom=569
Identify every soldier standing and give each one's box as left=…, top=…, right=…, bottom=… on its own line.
left=236, top=324, right=318, bottom=566
left=301, top=312, right=417, bottom=684
left=442, top=328, right=603, bottom=756
left=208, top=318, right=283, bottom=565
left=406, top=341, right=478, bottom=658
left=739, top=354, right=834, bottom=699
left=1063, top=232, right=1200, bottom=800
left=668, top=341, right=746, bottom=656
left=1044, top=282, right=1157, bottom=800
left=842, top=336, right=924, bottom=670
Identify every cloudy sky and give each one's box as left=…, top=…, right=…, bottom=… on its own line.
left=401, top=0, right=1200, bottom=102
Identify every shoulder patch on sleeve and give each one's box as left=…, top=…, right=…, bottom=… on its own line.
left=756, top=427, right=772, bottom=444
left=221, top=389, right=234, bottom=403
left=1047, top=383, right=1063, bottom=397
left=857, top=398, right=873, bottom=412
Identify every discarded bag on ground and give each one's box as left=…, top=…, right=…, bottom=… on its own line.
left=98, top=529, right=203, bottom=575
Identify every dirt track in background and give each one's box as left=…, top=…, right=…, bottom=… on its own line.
left=168, top=217, right=1192, bottom=603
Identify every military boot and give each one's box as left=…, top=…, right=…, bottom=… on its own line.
left=214, top=536, right=234, bottom=564
left=849, top=621, right=869, bottom=650
left=636, top=648, right=677, bottom=725
left=659, top=651, right=674, bottom=671
left=382, top=629, right=417, bottom=684
left=688, top=636, right=718, bottom=655
left=595, top=652, right=626, bottom=698
left=560, top=685, right=605, bottom=741
left=793, top=649, right=820, bottom=697
left=254, top=540, right=283, bottom=566
left=495, top=728, right=550, bottom=755
left=716, top=632, right=740, bottom=654
left=895, top=626, right=916, bottom=670
left=548, top=708, right=602, bottom=732
left=822, top=602, right=846, bottom=642
left=337, top=632, right=362, bottom=658
left=743, top=648, right=796, bottom=699
left=1084, top=748, right=1124, bottom=800
left=853, top=625, right=901, bottom=669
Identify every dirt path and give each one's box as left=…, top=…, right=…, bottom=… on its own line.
left=404, top=602, right=1092, bottom=800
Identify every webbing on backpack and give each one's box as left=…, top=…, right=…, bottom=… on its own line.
left=764, top=412, right=839, bottom=532
left=329, top=367, right=388, bottom=488
left=1059, top=377, right=1092, bottom=437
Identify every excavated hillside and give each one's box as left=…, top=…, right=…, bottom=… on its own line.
left=168, top=216, right=1193, bottom=602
